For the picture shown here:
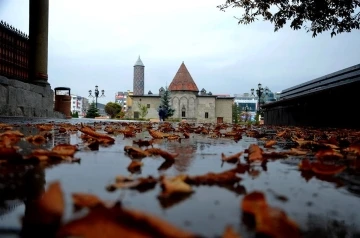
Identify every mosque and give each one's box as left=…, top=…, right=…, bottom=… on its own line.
left=130, top=56, right=233, bottom=123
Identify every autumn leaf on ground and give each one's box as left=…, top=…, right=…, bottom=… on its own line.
left=26, top=135, right=47, bottom=145
left=72, top=193, right=111, bottom=212
left=145, top=148, right=178, bottom=162
left=344, top=144, right=360, bottom=155
left=185, top=169, right=241, bottom=185
left=21, top=181, right=64, bottom=237
left=124, top=146, right=150, bottom=159
left=298, top=159, right=312, bottom=171
left=57, top=200, right=199, bottom=238
left=127, top=160, right=143, bottom=173
left=37, top=124, right=53, bottom=131
left=159, top=175, right=193, bottom=198
left=241, top=191, right=300, bottom=238
left=311, top=162, right=346, bottom=175
left=106, top=176, right=158, bottom=193
left=52, top=144, right=78, bottom=156
left=79, top=126, right=115, bottom=144
left=133, top=139, right=154, bottom=147
left=264, top=140, right=277, bottom=148
left=221, top=152, right=243, bottom=163
left=247, top=144, right=263, bottom=162
left=315, top=149, right=343, bottom=160
left=222, top=226, right=242, bottom=238
left=148, top=129, right=166, bottom=139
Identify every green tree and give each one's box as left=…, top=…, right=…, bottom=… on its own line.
left=160, top=86, right=175, bottom=119
left=137, top=102, right=148, bottom=119
left=217, top=0, right=360, bottom=37
left=104, top=102, right=122, bottom=119
left=72, top=111, right=79, bottom=118
left=86, top=101, right=100, bottom=118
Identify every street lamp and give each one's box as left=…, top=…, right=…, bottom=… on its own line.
left=88, top=85, right=105, bottom=108
left=251, top=83, right=268, bottom=118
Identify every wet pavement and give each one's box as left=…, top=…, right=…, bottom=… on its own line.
left=1, top=118, right=360, bottom=238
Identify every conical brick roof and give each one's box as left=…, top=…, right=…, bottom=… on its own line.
left=168, top=62, right=199, bottom=92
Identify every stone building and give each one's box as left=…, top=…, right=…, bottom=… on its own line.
left=131, top=60, right=234, bottom=123
left=133, top=56, right=145, bottom=96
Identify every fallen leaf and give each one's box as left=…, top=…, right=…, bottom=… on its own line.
left=221, top=152, right=243, bottom=163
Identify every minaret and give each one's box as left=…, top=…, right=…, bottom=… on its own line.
left=133, top=56, right=145, bottom=95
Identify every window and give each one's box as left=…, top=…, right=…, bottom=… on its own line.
left=182, top=111, right=186, bottom=117
left=134, top=111, right=139, bottom=119
left=205, top=112, right=209, bottom=118
left=147, top=104, right=150, bottom=108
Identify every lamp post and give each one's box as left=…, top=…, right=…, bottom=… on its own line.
left=251, top=83, right=268, bottom=120
left=88, top=85, right=105, bottom=109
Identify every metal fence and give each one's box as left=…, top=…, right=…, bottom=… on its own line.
left=0, top=20, right=29, bottom=81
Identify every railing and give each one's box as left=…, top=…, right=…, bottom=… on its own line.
left=280, top=64, right=360, bottom=100
left=0, top=20, right=29, bottom=81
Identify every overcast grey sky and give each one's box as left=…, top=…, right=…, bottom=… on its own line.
left=1, top=0, right=360, bottom=104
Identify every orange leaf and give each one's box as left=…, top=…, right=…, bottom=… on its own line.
left=311, top=162, right=346, bottom=175
left=248, top=144, right=263, bottom=162
left=315, top=149, right=343, bottom=160
left=264, top=140, right=276, bottom=148
left=222, top=226, right=242, bottom=238
left=124, top=146, right=150, bottom=159
left=52, top=144, right=78, bottom=156
left=221, top=152, right=243, bottom=163
left=127, top=160, right=143, bottom=173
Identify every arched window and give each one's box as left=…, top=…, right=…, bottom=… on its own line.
left=181, top=105, right=186, bottom=117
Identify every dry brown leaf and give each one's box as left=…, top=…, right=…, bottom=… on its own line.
left=52, top=144, right=77, bottom=156
left=241, top=191, right=300, bottom=238
left=222, top=226, right=242, bottom=238
left=79, top=126, right=115, bottom=144
left=248, top=144, right=263, bottom=162
left=22, top=181, right=64, bottom=225
left=124, top=146, right=150, bottom=158
left=315, top=149, right=343, bottom=160
left=145, top=148, right=178, bottom=161
left=159, top=175, right=193, bottom=198
left=127, top=160, right=143, bottom=173
left=186, top=169, right=241, bottom=185
left=264, top=140, right=277, bottom=148
left=106, top=176, right=158, bottom=193
left=221, top=152, right=243, bottom=163
left=57, top=201, right=198, bottom=238
left=72, top=193, right=105, bottom=211
left=311, top=162, right=346, bottom=175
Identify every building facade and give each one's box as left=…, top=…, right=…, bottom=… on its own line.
left=133, top=56, right=144, bottom=96
left=70, top=95, right=89, bottom=117
left=131, top=60, right=234, bottom=123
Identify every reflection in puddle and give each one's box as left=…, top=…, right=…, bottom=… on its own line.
left=0, top=118, right=360, bottom=237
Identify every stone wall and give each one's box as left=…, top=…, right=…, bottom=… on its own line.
left=131, top=96, right=161, bottom=119
left=215, top=98, right=233, bottom=123
left=196, top=96, right=216, bottom=123
left=0, top=76, right=65, bottom=118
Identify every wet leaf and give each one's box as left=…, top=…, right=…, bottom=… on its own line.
left=222, top=226, right=242, bottom=238
left=124, top=146, right=150, bottom=159
left=145, top=147, right=178, bottom=161
left=247, top=144, right=263, bottom=162
left=127, top=160, right=143, bottom=173
left=79, top=126, right=115, bottom=144
left=221, top=152, right=243, bottom=163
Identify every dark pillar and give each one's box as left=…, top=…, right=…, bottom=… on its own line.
left=29, top=0, right=49, bottom=86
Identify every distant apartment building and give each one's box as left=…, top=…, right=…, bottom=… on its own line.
left=71, top=95, right=89, bottom=117
left=115, top=90, right=133, bottom=111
